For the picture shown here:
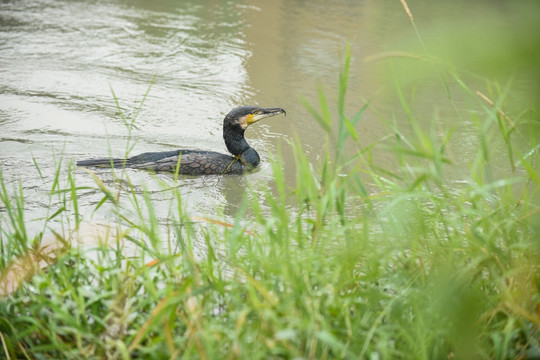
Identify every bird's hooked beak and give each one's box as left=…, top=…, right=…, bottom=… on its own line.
left=247, top=107, right=286, bottom=126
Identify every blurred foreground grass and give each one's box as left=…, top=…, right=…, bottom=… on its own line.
left=1, top=2, right=539, bottom=359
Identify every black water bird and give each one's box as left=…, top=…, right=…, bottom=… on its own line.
left=76, top=106, right=286, bottom=175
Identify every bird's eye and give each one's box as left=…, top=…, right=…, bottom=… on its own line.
left=251, top=110, right=260, bottom=115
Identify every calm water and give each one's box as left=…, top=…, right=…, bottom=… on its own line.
left=0, top=0, right=532, bottom=236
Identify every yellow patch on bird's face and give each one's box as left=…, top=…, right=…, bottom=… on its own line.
left=246, top=114, right=256, bottom=125
left=246, top=110, right=262, bottom=126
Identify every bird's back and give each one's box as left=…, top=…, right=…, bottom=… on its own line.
left=76, top=150, right=245, bottom=175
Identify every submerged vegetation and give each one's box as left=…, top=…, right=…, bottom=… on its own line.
left=1, top=4, right=539, bottom=360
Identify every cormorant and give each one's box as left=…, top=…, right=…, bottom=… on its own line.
left=76, top=106, right=286, bottom=175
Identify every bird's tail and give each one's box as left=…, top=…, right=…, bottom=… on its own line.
left=76, top=157, right=128, bottom=168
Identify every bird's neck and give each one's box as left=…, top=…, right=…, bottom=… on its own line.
left=224, top=127, right=260, bottom=169
left=225, top=130, right=250, bottom=155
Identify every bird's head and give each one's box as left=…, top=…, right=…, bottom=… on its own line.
left=224, top=106, right=286, bottom=131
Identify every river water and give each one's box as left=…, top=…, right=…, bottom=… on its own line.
left=0, top=0, right=537, bottom=237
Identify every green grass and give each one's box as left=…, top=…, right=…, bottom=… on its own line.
left=1, top=34, right=540, bottom=360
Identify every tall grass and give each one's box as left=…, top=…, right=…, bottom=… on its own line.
left=1, top=34, right=540, bottom=360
